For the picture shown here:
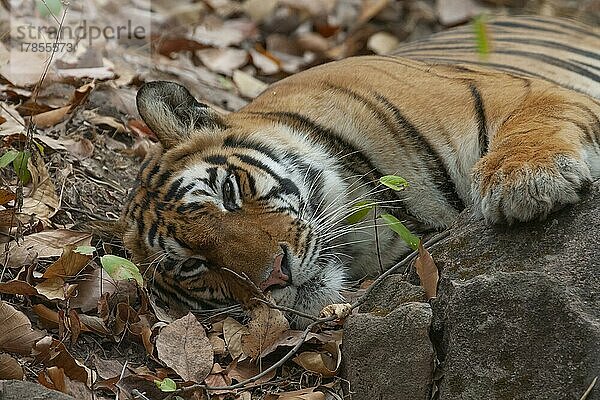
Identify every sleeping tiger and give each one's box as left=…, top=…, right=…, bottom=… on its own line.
left=114, top=16, right=600, bottom=324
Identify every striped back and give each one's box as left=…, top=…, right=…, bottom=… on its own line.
left=393, top=16, right=600, bottom=99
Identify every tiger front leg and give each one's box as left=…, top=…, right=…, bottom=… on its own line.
left=471, top=90, right=599, bottom=224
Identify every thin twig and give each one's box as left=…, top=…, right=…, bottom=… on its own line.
left=252, top=297, right=319, bottom=322
left=580, top=376, right=598, bottom=400
left=373, top=205, right=384, bottom=275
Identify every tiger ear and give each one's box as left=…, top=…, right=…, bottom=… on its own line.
left=136, top=81, right=225, bottom=149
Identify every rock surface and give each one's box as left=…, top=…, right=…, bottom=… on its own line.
left=341, top=302, right=434, bottom=400
left=0, top=380, right=74, bottom=400
left=342, top=182, right=600, bottom=400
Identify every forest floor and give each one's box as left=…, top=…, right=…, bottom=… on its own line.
left=0, top=0, right=598, bottom=399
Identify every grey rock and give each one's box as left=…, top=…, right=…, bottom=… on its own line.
left=432, top=182, right=600, bottom=400
left=358, top=276, right=426, bottom=315
left=341, top=182, right=600, bottom=400
left=0, top=380, right=74, bottom=400
left=341, top=302, right=434, bottom=400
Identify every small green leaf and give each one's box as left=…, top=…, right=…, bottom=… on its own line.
left=154, top=377, right=177, bottom=392
left=380, top=213, right=420, bottom=251
left=34, top=140, right=45, bottom=156
left=0, top=150, right=19, bottom=169
left=346, top=200, right=375, bottom=224
left=473, top=15, right=490, bottom=59
left=100, top=255, right=143, bottom=285
left=74, top=245, right=96, bottom=256
left=379, top=175, right=409, bottom=191
left=36, top=0, right=62, bottom=17
left=13, top=151, right=31, bottom=184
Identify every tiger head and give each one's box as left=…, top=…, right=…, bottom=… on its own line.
left=119, top=81, right=359, bottom=324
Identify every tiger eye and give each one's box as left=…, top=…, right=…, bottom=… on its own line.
left=222, top=176, right=237, bottom=211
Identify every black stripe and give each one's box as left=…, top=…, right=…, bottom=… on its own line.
left=223, top=136, right=282, bottom=162
left=373, top=94, right=465, bottom=210
left=235, top=154, right=281, bottom=182
left=524, top=16, right=600, bottom=40
left=489, top=20, right=565, bottom=35
left=176, top=203, right=208, bottom=213
left=496, top=49, right=600, bottom=83
left=397, top=38, right=600, bottom=63
left=205, top=155, right=227, bottom=164
left=407, top=56, right=564, bottom=87
left=164, top=177, right=183, bottom=201
left=206, top=167, right=218, bottom=191
left=148, top=222, right=158, bottom=247
left=244, top=110, right=420, bottom=224
left=144, top=164, right=160, bottom=186
left=469, top=84, right=488, bottom=156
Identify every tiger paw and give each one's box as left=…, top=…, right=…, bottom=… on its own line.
left=471, top=154, right=592, bottom=224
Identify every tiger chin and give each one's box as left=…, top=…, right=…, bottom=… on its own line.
left=112, top=16, right=600, bottom=327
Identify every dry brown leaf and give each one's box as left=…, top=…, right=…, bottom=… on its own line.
left=223, top=316, right=249, bottom=360
left=30, top=106, right=70, bottom=128
left=0, top=104, right=25, bottom=136
left=0, top=300, right=44, bottom=355
left=40, top=366, right=67, bottom=393
left=69, top=82, right=95, bottom=110
left=198, top=48, right=249, bottom=75
left=155, top=312, right=214, bottom=383
left=293, top=351, right=337, bottom=376
left=0, top=51, right=49, bottom=87
left=33, top=336, right=95, bottom=386
left=280, top=0, right=336, bottom=16
left=227, top=358, right=276, bottom=384
left=192, top=17, right=257, bottom=47
left=0, top=353, right=24, bottom=380
left=92, top=356, right=125, bottom=380
left=367, top=31, right=400, bottom=54
left=22, top=156, right=60, bottom=224
left=65, top=138, right=95, bottom=159
left=83, top=110, right=127, bottom=133
left=35, top=277, right=69, bottom=301
left=357, top=0, right=390, bottom=25
left=130, top=315, right=154, bottom=355
left=0, top=188, right=16, bottom=205
left=233, top=70, right=268, bottom=98
left=320, top=303, right=352, bottom=320
left=296, top=32, right=330, bottom=53
left=242, top=0, right=279, bottom=22
left=57, top=67, right=115, bottom=80
left=43, top=244, right=91, bottom=279
left=0, top=279, right=38, bottom=296
left=241, top=302, right=289, bottom=359
left=0, top=208, right=19, bottom=228
left=266, top=387, right=326, bottom=400
left=415, top=241, right=439, bottom=299
left=208, top=332, right=227, bottom=356
left=32, top=304, right=61, bottom=329
left=70, top=267, right=117, bottom=312
left=5, top=229, right=91, bottom=268
left=77, top=314, right=109, bottom=336
left=437, top=0, right=482, bottom=26
left=249, top=48, right=280, bottom=75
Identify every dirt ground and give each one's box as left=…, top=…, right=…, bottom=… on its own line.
left=0, top=0, right=598, bottom=399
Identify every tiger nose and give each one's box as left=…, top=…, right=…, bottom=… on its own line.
left=259, top=245, right=292, bottom=291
